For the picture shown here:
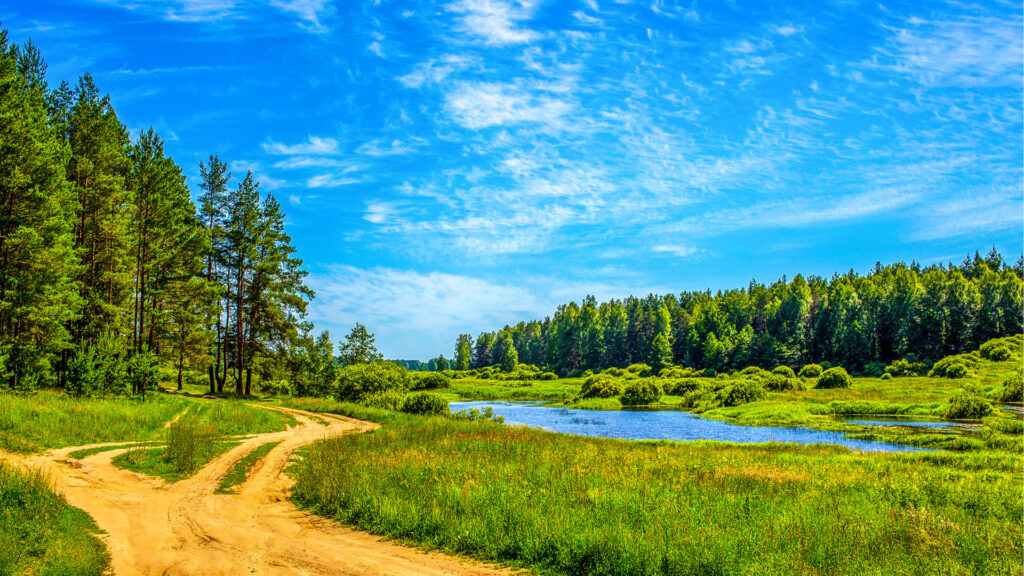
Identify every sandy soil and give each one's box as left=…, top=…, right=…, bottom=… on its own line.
left=1, top=405, right=513, bottom=576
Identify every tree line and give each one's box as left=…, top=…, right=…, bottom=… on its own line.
left=0, top=29, right=313, bottom=395
left=454, top=250, right=1024, bottom=376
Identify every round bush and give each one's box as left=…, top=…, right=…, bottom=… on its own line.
left=360, top=390, right=407, bottom=410
left=944, top=391, right=993, bottom=420
left=987, top=346, right=1013, bottom=362
left=620, top=380, right=663, bottom=405
left=578, top=376, right=623, bottom=399
left=798, top=364, right=823, bottom=378
left=626, top=363, right=653, bottom=377
left=601, top=367, right=627, bottom=377
left=722, top=379, right=767, bottom=407
left=400, top=392, right=451, bottom=416
left=880, top=373, right=892, bottom=381
left=335, top=361, right=410, bottom=401
left=538, top=372, right=558, bottom=381
left=998, top=373, right=1023, bottom=403
left=764, top=374, right=803, bottom=392
left=662, top=378, right=702, bottom=396
left=943, top=362, right=971, bottom=379
left=772, top=366, right=796, bottom=378
left=412, top=372, right=451, bottom=390
left=815, top=367, right=853, bottom=389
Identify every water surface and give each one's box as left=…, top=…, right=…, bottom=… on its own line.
left=450, top=401, right=926, bottom=453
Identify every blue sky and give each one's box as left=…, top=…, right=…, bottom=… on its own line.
left=4, top=0, right=1022, bottom=359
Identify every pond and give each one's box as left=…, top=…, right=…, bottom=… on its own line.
left=836, top=415, right=975, bottom=431
left=449, top=401, right=927, bottom=453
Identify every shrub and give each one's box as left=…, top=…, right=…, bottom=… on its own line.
left=620, top=380, right=662, bottom=405
left=601, top=367, right=627, bottom=377
left=400, top=392, right=450, bottom=416
left=701, top=368, right=717, bottom=377
left=764, top=374, right=804, bottom=392
left=451, top=407, right=504, bottom=423
left=658, top=367, right=687, bottom=379
left=577, top=375, right=623, bottom=399
left=884, top=358, right=927, bottom=378
left=980, top=336, right=1023, bottom=361
left=538, top=372, right=558, bottom=381
left=412, top=372, right=451, bottom=390
left=721, top=379, right=767, bottom=407
left=943, top=362, right=971, bottom=379
left=816, top=367, right=853, bottom=389
left=797, top=364, right=823, bottom=378
left=335, top=361, right=410, bottom=401
left=360, top=390, right=407, bottom=410
left=998, top=373, right=1023, bottom=403
left=771, top=366, right=796, bottom=378
left=625, top=363, right=653, bottom=377
left=662, top=378, right=702, bottom=396
left=945, top=390, right=993, bottom=420
left=819, top=361, right=832, bottom=370
left=880, top=373, right=892, bottom=381
left=862, top=361, right=886, bottom=378
left=929, top=353, right=981, bottom=378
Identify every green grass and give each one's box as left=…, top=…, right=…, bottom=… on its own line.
left=112, top=441, right=238, bottom=483
left=0, top=463, right=109, bottom=576
left=0, top=390, right=291, bottom=455
left=67, top=442, right=152, bottom=460
left=289, top=409, right=1023, bottom=576
left=216, top=441, right=282, bottom=493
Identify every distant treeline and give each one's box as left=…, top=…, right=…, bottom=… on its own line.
left=0, top=29, right=313, bottom=395
left=452, top=250, right=1024, bottom=376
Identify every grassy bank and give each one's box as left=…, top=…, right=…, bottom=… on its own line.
left=216, top=440, right=282, bottom=493
left=0, top=390, right=291, bottom=454
left=0, top=463, right=109, bottom=576
left=289, top=408, right=1022, bottom=576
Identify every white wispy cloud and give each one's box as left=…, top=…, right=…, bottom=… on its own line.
left=871, top=14, right=1023, bottom=87
left=306, top=266, right=545, bottom=356
left=263, top=136, right=340, bottom=155
left=307, top=174, right=364, bottom=188
left=444, top=81, right=573, bottom=129
left=447, top=0, right=541, bottom=45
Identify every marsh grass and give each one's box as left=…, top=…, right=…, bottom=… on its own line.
left=216, top=441, right=282, bottom=493
left=0, top=463, right=108, bottom=576
left=290, top=413, right=1023, bottom=576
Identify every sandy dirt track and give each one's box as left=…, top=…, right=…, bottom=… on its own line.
left=1, top=404, right=513, bottom=576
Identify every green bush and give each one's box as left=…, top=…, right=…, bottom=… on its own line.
left=816, top=367, right=853, bottom=389
left=360, top=390, right=407, bottom=410
left=771, top=366, right=796, bottom=378
left=797, top=364, right=822, bottom=378
left=400, top=392, right=450, bottom=416
left=764, top=374, right=804, bottom=392
left=862, top=361, right=886, bottom=378
left=721, top=379, right=767, bottom=407
left=884, top=357, right=927, bottom=377
left=998, top=373, right=1023, bottom=403
left=578, top=376, right=623, bottom=399
left=601, top=367, right=627, bottom=377
left=620, top=380, right=662, bottom=405
left=412, top=372, right=451, bottom=390
left=980, top=336, right=1023, bottom=361
left=625, top=363, right=653, bottom=377
left=929, top=353, right=981, bottom=377
left=945, top=390, right=993, bottom=420
left=658, top=367, right=687, bottom=379
left=335, top=361, right=410, bottom=401
left=538, top=372, right=558, bottom=380
left=662, top=378, right=702, bottom=396
left=943, top=362, right=971, bottom=379
left=880, top=373, right=892, bottom=381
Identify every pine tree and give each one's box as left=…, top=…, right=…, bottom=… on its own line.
left=198, top=155, right=231, bottom=393
left=338, top=323, right=382, bottom=366
left=0, top=33, right=81, bottom=389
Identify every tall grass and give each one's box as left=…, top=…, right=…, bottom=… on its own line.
left=291, top=415, right=1022, bottom=576
left=164, top=419, right=222, bottom=474
left=0, top=463, right=108, bottom=576
left=0, top=391, right=290, bottom=454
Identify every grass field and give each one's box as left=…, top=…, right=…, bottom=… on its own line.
left=0, top=464, right=109, bottom=576
left=288, top=403, right=1022, bottom=576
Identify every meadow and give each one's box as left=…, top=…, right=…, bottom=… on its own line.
left=288, top=401, right=1022, bottom=576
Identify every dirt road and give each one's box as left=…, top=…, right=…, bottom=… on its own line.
left=1, top=406, right=512, bottom=576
